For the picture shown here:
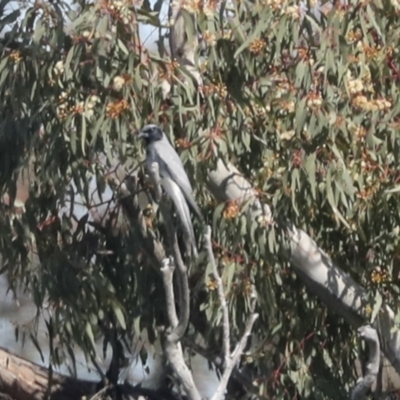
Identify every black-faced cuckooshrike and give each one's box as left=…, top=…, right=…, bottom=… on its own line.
left=138, top=124, right=203, bottom=257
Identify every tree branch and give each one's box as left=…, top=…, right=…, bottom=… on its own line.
left=161, top=257, right=179, bottom=329
left=203, top=226, right=230, bottom=365
left=351, top=325, right=380, bottom=400
left=211, top=288, right=258, bottom=400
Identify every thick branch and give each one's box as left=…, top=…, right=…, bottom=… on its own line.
left=161, top=258, right=179, bottom=329
left=351, top=325, right=380, bottom=400
left=161, top=236, right=200, bottom=400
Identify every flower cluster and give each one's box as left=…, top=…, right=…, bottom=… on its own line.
left=306, top=92, right=322, bottom=109
left=106, top=99, right=129, bottom=118
left=57, top=93, right=101, bottom=120
left=370, top=267, right=388, bottom=284
left=285, top=5, right=300, bottom=19
left=261, top=0, right=288, bottom=10
left=158, top=60, right=180, bottom=83
left=112, top=74, right=132, bottom=91
left=249, top=39, right=266, bottom=55
left=53, top=60, right=65, bottom=76
left=179, top=0, right=219, bottom=16
left=9, top=51, right=22, bottom=63
left=202, top=83, right=227, bottom=98
left=203, top=30, right=217, bottom=46
left=352, top=95, right=391, bottom=112
left=223, top=201, right=240, bottom=219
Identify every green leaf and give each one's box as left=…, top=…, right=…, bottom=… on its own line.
left=371, top=292, right=383, bottom=324
left=117, top=39, right=129, bottom=55
left=113, top=303, right=127, bottom=330
left=326, top=167, right=350, bottom=230
left=81, top=114, right=87, bottom=155
left=295, top=98, right=307, bottom=135
left=85, top=323, right=96, bottom=350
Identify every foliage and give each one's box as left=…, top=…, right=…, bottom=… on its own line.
left=1, top=0, right=400, bottom=398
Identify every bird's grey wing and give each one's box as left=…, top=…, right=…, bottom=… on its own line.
left=161, top=176, right=198, bottom=258
left=153, top=140, right=203, bottom=223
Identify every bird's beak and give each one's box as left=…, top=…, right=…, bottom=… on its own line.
left=138, top=131, right=149, bottom=140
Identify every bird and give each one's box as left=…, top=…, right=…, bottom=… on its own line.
left=138, top=124, right=203, bottom=257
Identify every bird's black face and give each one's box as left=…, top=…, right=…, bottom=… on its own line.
left=138, top=124, right=163, bottom=145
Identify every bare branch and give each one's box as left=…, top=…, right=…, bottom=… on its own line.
left=161, top=258, right=179, bottom=329
left=202, top=226, right=259, bottom=400
left=204, top=226, right=230, bottom=365
left=164, top=340, right=202, bottom=400
left=351, top=325, right=380, bottom=400
left=161, top=232, right=201, bottom=400
left=211, top=289, right=258, bottom=400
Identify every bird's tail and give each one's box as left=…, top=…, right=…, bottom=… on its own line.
left=179, top=200, right=198, bottom=258
left=162, top=178, right=198, bottom=258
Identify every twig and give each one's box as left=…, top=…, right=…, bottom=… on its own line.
left=204, top=226, right=230, bottom=365
left=351, top=325, right=380, bottom=400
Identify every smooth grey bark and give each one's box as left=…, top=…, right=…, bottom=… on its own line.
left=351, top=325, right=380, bottom=400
